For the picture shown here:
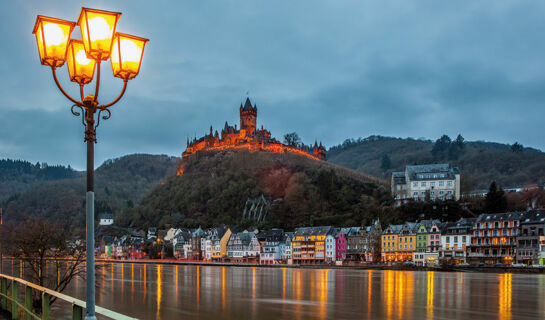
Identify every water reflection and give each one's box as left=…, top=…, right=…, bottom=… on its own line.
left=427, top=271, right=434, bottom=320
left=157, top=264, right=162, bottom=319
left=5, top=260, right=542, bottom=320
left=499, top=273, right=512, bottom=320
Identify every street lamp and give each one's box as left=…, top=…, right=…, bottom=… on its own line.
left=32, top=8, right=148, bottom=320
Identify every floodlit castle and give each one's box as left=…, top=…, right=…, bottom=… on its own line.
left=182, top=98, right=326, bottom=161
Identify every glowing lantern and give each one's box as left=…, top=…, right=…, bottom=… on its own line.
left=110, top=33, right=149, bottom=80
left=66, top=39, right=96, bottom=84
left=77, top=8, right=121, bottom=60
left=32, top=16, right=75, bottom=67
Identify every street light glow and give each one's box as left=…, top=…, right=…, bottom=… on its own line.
left=32, top=16, right=75, bottom=67
left=111, top=33, right=149, bottom=80
left=66, top=39, right=96, bottom=85
left=77, top=8, right=122, bottom=60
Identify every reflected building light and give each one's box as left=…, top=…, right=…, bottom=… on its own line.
left=282, top=268, right=286, bottom=300
left=367, top=270, right=373, bottom=318
left=222, top=266, right=226, bottom=311
left=121, top=263, right=124, bottom=295
left=499, top=273, right=512, bottom=320
left=320, top=269, right=329, bottom=320
left=196, top=266, right=200, bottom=309
left=175, top=265, right=179, bottom=302
left=384, top=270, right=394, bottom=320
left=427, top=271, right=434, bottom=320
left=156, top=265, right=162, bottom=319
left=143, top=264, right=147, bottom=303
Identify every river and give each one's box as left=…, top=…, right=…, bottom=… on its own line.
left=4, top=261, right=545, bottom=319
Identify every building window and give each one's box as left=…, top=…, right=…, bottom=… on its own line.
left=421, top=182, right=427, bottom=187
left=413, top=182, right=418, bottom=187
left=430, top=182, right=435, bottom=187
left=439, top=181, right=444, bottom=187
left=447, top=181, right=453, bottom=187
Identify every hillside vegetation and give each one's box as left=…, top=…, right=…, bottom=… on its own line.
left=117, top=150, right=392, bottom=230
left=0, top=159, right=81, bottom=202
left=327, top=135, right=545, bottom=190
left=3, top=154, right=178, bottom=233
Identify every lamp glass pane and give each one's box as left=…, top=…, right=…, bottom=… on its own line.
left=78, top=9, right=120, bottom=60
left=110, top=33, right=148, bottom=80
left=67, top=40, right=96, bottom=84
left=33, top=16, right=74, bottom=67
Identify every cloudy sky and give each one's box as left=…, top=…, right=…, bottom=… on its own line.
left=1, top=1, right=545, bottom=169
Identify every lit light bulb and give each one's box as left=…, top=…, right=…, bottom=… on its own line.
left=88, top=16, right=111, bottom=40
left=43, top=22, right=65, bottom=46
left=75, top=49, right=92, bottom=66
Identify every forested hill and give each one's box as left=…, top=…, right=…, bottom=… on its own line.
left=0, top=159, right=81, bottom=202
left=3, top=154, right=179, bottom=233
left=327, top=135, right=545, bottom=190
left=117, top=150, right=392, bottom=231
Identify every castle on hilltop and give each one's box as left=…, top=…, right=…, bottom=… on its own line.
left=182, top=98, right=326, bottom=161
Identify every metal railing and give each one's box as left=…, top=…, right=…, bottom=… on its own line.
left=0, top=273, right=137, bottom=320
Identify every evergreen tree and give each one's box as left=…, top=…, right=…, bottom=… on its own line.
left=380, top=154, right=391, bottom=170
left=511, top=142, right=523, bottom=153
left=484, top=181, right=507, bottom=213
left=454, top=134, right=465, bottom=149
left=431, top=135, right=452, bottom=157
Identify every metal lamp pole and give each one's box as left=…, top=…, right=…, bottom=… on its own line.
left=33, top=9, right=148, bottom=319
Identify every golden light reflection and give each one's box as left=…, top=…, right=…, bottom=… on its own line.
left=395, top=272, right=405, bottom=319
left=156, top=265, right=162, bottom=319
left=282, top=268, right=286, bottom=300
left=252, top=267, right=257, bottom=317
left=131, top=264, right=134, bottom=303
left=121, top=263, right=124, bottom=295
left=319, top=269, right=329, bottom=320
left=196, top=266, right=200, bottom=309
left=427, top=271, right=434, bottom=320
left=175, top=265, right=179, bottom=302
left=110, top=263, right=114, bottom=287
left=222, top=267, right=226, bottom=311
left=20, top=260, right=23, bottom=279
left=384, top=270, right=394, bottom=320
left=367, top=270, right=373, bottom=318
left=143, top=264, right=147, bottom=303
left=499, top=273, right=512, bottom=320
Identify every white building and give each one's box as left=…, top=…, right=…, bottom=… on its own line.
left=99, top=213, right=114, bottom=226
left=413, top=252, right=439, bottom=266
left=325, top=234, right=336, bottom=262
left=227, top=232, right=261, bottom=259
left=439, top=218, right=475, bottom=264
left=392, top=164, right=461, bottom=206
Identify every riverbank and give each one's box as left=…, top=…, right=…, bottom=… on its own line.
left=94, top=258, right=545, bottom=274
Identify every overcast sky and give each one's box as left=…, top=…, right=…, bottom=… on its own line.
left=1, top=1, right=545, bottom=169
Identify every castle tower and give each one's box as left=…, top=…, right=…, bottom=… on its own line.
left=240, top=97, right=257, bottom=134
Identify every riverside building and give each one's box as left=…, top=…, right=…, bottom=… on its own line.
left=391, top=163, right=461, bottom=206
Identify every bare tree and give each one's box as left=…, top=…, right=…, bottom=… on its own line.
left=2, top=218, right=85, bottom=309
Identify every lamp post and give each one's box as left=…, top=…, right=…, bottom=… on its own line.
left=32, top=8, right=148, bottom=320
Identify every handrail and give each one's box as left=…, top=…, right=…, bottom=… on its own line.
left=0, top=273, right=137, bottom=320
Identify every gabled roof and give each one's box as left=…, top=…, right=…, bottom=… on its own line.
left=294, top=226, right=334, bottom=237
left=476, top=211, right=527, bottom=223
left=256, top=229, right=284, bottom=242
left=405, top=163, right=459, bottom=180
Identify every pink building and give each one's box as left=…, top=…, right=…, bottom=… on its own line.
left=336, top=231, right=347, bottom=261
left=427, top=222, right=442, bottom=252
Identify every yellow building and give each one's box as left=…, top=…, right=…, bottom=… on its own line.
left=382, top=225, right=402, bottom=262
left=292, top=226, right=333, bottom=264
left=397, top=223, right=417, bottom=261
left=211, top=228, right=232, bottom=260
left=382, top=223, right=418, bottom=262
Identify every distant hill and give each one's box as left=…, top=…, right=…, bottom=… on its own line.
left=117, top=150, right=391, bottom=230
left=3, top=154, right=178, bottom=233
left=327, top=135, right=545, bottom=190
left=0, top=159, right=82, bottom=202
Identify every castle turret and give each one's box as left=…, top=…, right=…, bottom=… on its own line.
left=240, top=97, right=257, bottom=134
